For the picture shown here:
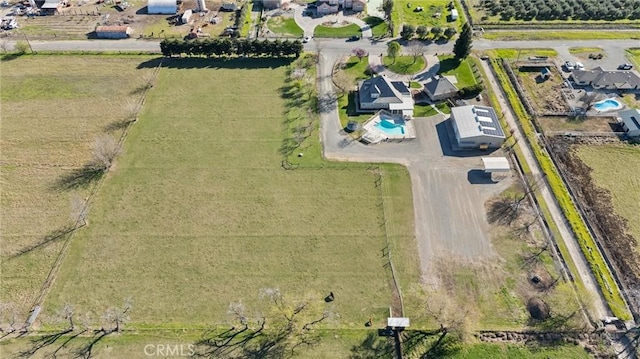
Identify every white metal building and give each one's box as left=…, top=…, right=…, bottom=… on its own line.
left=450, top=105, right=505, bottom=149
left=147, top=0, right=177, bottom=14
left=619, top=108, right=640, bottom=137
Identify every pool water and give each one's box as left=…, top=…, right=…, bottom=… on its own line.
left=375, top=119, right=406, bottom=135
left=593, top=98, right=623, bottom=111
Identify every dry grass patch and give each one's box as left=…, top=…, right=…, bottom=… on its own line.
left=0, top=55, right=156, bottom=317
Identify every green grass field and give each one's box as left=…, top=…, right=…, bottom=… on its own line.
left=42, top=57, right=418, bottom=329
left=627, top=48, right=640, bottom=68
left=437, top=56, right=476, bottom=88
left=394, top=0, right=461, bottom=29
left=314, top=23, right=361, bottom=38
left=364, top=16, right=388, bottom=37
left=382, top=55, right=426, bottom=74
left=267, top=16, right=304, bottom=37
left=0, top=55, right=156, bottom=318
left=576, top=145, right=640, bottom=245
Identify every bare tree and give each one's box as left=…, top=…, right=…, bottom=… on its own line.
left=70, top=194, right=89, bottom=227
left=90, top=135, right=121, bottom=171
left=580, top=92, right=602, bottom=111
left=409, top=40, right=426, bottom=62
left=101, top=298, right=132, bottom=333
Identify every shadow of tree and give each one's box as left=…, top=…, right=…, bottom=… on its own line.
left=53, top=165, right=105, bottom=191
left=349, top=331, right=395, bottom=359
left=104, top=119, right=134, bottom=133
left=17, top=328, right=73, bottom=358
left=9, top=225, right=76, bottom=260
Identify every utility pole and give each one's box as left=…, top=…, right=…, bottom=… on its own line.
left=24, top=34, right=34, bottom=54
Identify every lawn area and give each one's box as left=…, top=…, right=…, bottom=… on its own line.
left=487, top=48, right=558, bottom=60
left=0, top=55, right=156, bottom=318
left=364, top=16, right=388, bottom=37
left=43, top=57, right=418, bottom=330
left=437, top=55, right=476, bottom=88
left=267, top=16, right=303, bottom=37
left=627, top=48, right=640, bottom=68
left=314, top=23, right=361, bottom=38
left=382, top=55, right=426, bottom=74
left=576, top=144, right=640, bottom=246
left=394, top=0, right=462, bottom=29
left=483, top=30, right=640, bottom=41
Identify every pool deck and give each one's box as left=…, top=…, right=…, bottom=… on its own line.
left=361, top=111, right=416, bottom=144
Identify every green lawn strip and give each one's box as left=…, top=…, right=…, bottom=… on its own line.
left=626, top=48, right=640, bottom=68
left=343, top=55, right=370, bottom=81
left=267, top=16, right=304, bottom=37
left=569, top=47, right=604, bottom=54
left=488, top=57, right=630, bottom=320
left=382, top=55, right=425, bottom=74
left=44, top=57, right=414, bottom=328
left=314, top=24, right=361, bottom=38
left=437, top=55, right=476, bottom=88
left=489, top=48, right=558, bottom=60
left=414, top=104, right=438, bottom=117
left=483, top=31, right=640, bottom=41
left=364, top=16, right=388, bottom=37
left=0, top=329, right=590, bottom=358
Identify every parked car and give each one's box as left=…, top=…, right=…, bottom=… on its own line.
left=563, top=61, right=574, bottom=71
left=347, top=35, right=360, bottom=41
left=575, top=61, right=585, bottom=70
left=302, top=36, right=312, bottom=43
left=618, top=63, right=633, bottom=70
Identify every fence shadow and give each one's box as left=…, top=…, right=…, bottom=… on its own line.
left=136, top=57, right=295, bottom=70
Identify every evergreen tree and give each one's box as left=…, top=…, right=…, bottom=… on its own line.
left=453, top=23, right=473, bottom=60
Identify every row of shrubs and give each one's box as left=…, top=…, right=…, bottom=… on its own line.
left=489, top=57, right=630, bottom=320
left=160, top=38, right=303, bottom=58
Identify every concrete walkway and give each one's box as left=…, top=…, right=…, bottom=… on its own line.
left=292, top=4, right=373, bottom=39
left=368, top=53, right=441, bottom=82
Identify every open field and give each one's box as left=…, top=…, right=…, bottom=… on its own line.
left=40, top=57, right=418, bottom=329
left=393, top=0, right=461, bottom=29
left=0, top=54, right=156, bottom=318
left=576, top=144, right=640, bottom=247
left=628, top=48, right=640, bottom=68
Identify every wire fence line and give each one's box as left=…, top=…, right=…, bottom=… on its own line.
left=22, top=59, right=164, bottom=331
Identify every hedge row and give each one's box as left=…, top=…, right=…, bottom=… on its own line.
left=160, top=38, right=303, bottom=58
left=489, top=57, right=630, bottom=320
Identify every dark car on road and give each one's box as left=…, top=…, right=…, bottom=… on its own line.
left=347, top=35, right=360, bottom=41
left=618, top=63, right=633, bottom=70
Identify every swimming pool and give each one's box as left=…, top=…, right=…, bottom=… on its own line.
left=374, top=119, right=406, bottom=135
left=593, top=98, right=623, bottom=112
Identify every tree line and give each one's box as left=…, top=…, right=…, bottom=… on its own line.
left=160, top=38, right=303, bottom=58
left=481, top=0, right=640, bottom=21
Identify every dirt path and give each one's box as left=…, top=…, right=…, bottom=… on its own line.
left=478, top=59, right=611, bottom=321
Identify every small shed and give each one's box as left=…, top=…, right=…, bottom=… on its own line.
left=95, top=25, right=132, bottom=39
left=387, top=317, right=410, bottom=329
left=482, top=157, right=510, bottom=180
left=618, top=108, right=640, bottom=137
left=540, top=67, right=551, bottom=81
left=181, top=9, right=192, bottom=24
left=40, top=0, right=62, bottom=15
left=221, top=2, right=237, bottom=11
left=147, top=0, right=177, bottom=14
left=450, top=8, right=458, bottom=21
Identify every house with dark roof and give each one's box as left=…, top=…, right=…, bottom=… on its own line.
left=357, top=76, right=414, bottom=117
left=450, top=105, right=505, bottom=149
left=571, top=67, right=640, bottom=91
left=619, top=108, right=640, bottom=137
left=423, top=75, right=458, bottom=101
